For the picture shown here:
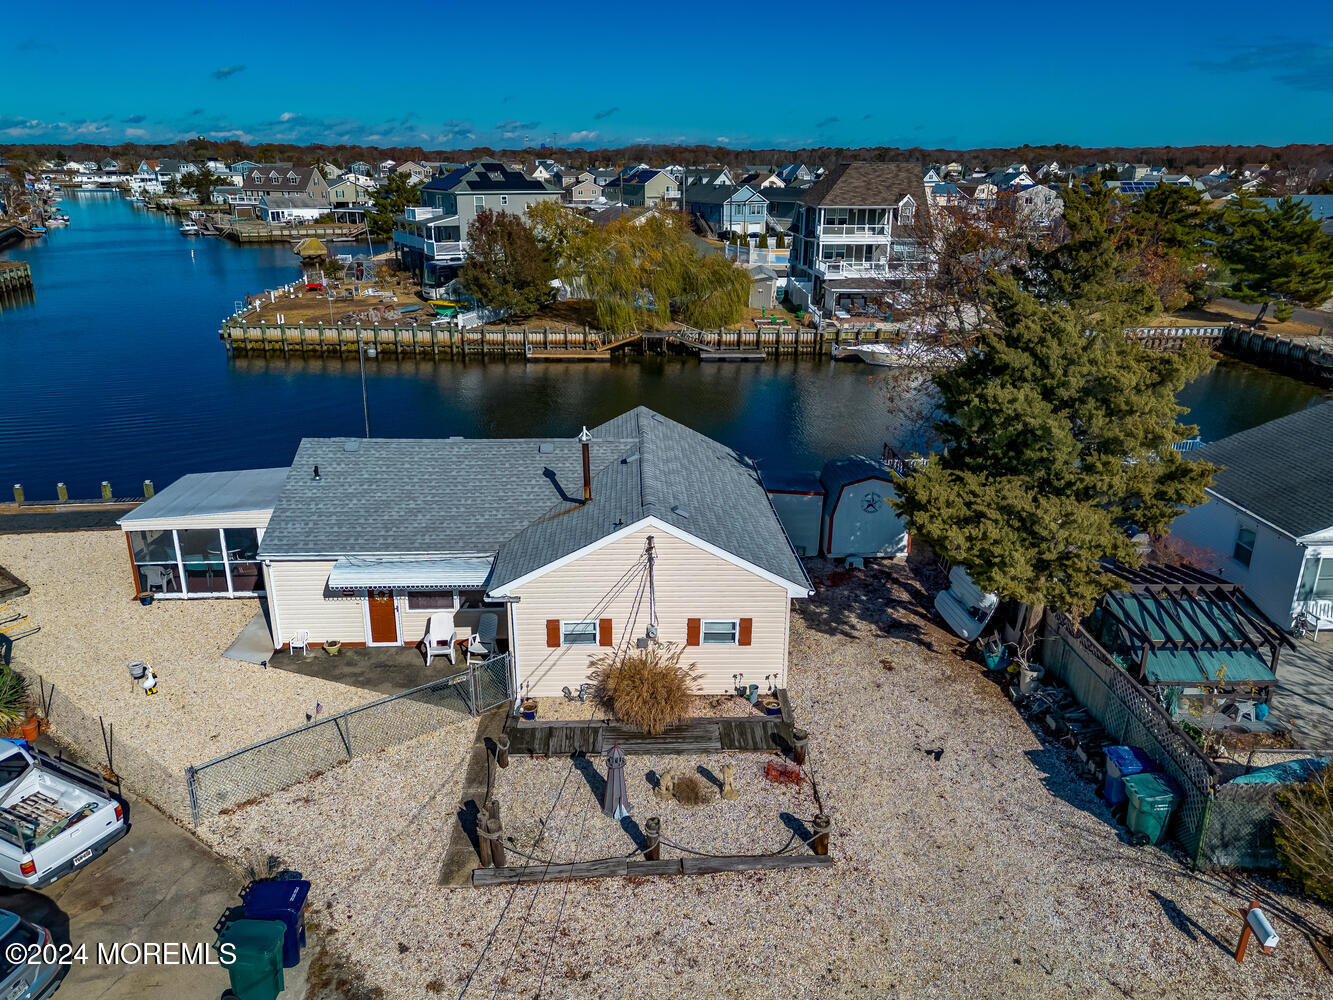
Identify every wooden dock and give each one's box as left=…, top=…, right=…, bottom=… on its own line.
left=220, top=321, right=827, bottom=360
left=0, top=261, right=33, bottom=293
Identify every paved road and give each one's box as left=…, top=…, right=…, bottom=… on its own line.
left=1214, top=297, right=1333, bottom=332
left=0, top=795, right=311, bottom=999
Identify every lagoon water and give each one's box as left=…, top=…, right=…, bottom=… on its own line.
left=1, top=194, right=1327, bottom=501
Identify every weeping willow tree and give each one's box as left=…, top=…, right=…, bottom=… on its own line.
left=530, top=205, right=750, bottom=335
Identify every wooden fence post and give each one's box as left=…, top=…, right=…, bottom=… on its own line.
left=11, top=485, right=22, bottom=504
left=488, top=816, right=506, bottom=867
left=496, top=735, right=510, bottom=769
left=811, top=813, right=831, bottom=856
left=644, top=817, right=661, bottom=861
left=56, top=483, right=68, bottom=503
left=101, top=481, right=113, bottom=501
left=476, top=806, right=492, bottom=867
left=143, top=480, right=155, bottom=498
left=791, top=728, right=809, bottom=766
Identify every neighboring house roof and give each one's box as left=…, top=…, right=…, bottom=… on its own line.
left=799, top=161, right=924, bottom=207
left=422, top=161, right=557, bottom=195
left=119, top=468, right=289, bottom=523
left=1196, top=403, right=1333, bottom=538
left=684, top=183, right=762, bottom=206
left=1255, top=194, right=1333, bottom=221
left=261, top=194, right=324, bottom=210
left=489, top=407, right=811, bottom=595
left=589, top=205, right=655, bottom=227
left=242, top=165, right=322, bottom=193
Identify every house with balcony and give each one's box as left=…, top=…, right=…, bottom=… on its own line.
left=684, top=183, right=768, bottom=236
left=786, top=161, right=928, bottom=317
left=1167, top=404, right=1333, bottom=633
left=603, top=168, right=678, bottom=208
left=391, top=161, right=562, bottom=293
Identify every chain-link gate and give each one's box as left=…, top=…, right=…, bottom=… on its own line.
left=468, top=651, right=514, bottom=713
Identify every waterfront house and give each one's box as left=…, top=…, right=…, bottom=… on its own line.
left=241, top=166, right=331, bottom=205
left=257, top=194, right=327, bottom=224
left=246, top=408, right=812, bottom=697
left=392, top=161, right=562, bottom=293
left=328, top=178, right=373, bottom=209
left=786, top=161, right=929, bottom=317
left=603, top=168, right=678, bottom=208
left=1167, top=404, right=1333, bottom=630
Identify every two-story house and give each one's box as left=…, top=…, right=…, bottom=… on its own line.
left=392, top=161, right=562, bottom=294
left=604, top=168, right=678, bottom=208
left=684, top=183, right=768, bottom=236
left=240, top=165, right=331, bottom=205
left=563, top=171, right=604, bottom=204
left=786, top=161, right=928, bottom=317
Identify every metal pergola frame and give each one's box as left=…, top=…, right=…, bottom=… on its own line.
left=1098, top=562, right=1297, bottom=686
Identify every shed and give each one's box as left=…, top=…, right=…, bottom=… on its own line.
left=747, top=265, right=777, bottom=310
left=819, top=457, right=908, bottom=559
left=117, top=468, right=288, bottom=600
left=763, top=471, right=825, bottom=557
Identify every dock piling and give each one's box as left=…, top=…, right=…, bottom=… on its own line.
left=12, top=485, right=23, bottom=504
left=56, top=483, right=68, bottom=503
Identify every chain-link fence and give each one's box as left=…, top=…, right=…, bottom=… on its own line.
left=186, top=654, right=511, bottom=825
left=1041, top=613, right=1219, bottom=866
left=35, top=682, right=196, bottom=825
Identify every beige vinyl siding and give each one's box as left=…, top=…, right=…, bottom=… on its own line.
left=509, top=527, right=791, bottom=697
left=265, top=560, right=366, bottom=647
left=121, top=510, right=272, bottom=532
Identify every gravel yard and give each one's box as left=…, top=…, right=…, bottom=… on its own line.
left=0, top=530, right=385, bottom=780
left=83, top=551, right=1333, bottom=997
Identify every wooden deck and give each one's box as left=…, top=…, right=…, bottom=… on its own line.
left=504, top=699, right=796, bottom=757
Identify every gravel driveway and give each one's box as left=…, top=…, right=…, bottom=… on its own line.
left=195, top=558, right=1331, bottom=999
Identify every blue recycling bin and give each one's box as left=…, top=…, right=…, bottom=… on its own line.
left=1103, top=746, right=1156, bottom=806
left=240, top=879, right=310, bottom=968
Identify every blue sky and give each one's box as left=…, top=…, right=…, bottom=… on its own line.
left=4, top=1, right=1333, bottom=150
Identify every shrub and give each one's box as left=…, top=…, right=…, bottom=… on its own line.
left=589, top=643, right=700, bottom=735
left=1274, top=765, right=1333, bottom=904
left=0, top=669, right=27, bottom=729
left=672, top=773, right=708, bottom=806
left=758, top=233, right=769, bottom=249
left=776, top=233, right=786, bottom=249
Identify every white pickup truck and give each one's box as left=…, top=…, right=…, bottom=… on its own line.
left=0, top=741, right=128, bottom=888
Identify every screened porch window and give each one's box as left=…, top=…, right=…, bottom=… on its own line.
left=128, top=527, right=264, bottom=598
left=1298, top=554, right=1333, bottom=601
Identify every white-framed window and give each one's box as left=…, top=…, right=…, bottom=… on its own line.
left=499, top=195, right=508, bottom=206
left=474, top=195, right=485, bottom=209
left=561, top=620, right=599, bottom=645
left=1234, top=527, right=1257, bottom=567
left=406, top=590, right=456, bottom=611
left=702, top=619, right=739, bottom=645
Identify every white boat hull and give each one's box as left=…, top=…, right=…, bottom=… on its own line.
left=831, top=342, right=963, bottom=367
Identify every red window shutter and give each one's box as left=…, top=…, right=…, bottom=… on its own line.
left=738, top=618, right=753, bottom=646
left=546, top=619, right=560, bottom=647
left=598, top=619, right=613, bottom=646
left=686, top=618, right=701, bottom=646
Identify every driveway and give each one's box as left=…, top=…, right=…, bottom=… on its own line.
left=0, top=793, right=311, bottom=999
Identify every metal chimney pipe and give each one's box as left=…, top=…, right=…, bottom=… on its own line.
left=578, top=426, right=592, bottom=501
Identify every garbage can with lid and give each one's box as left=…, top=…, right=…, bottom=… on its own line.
left=241, top=878, right=311, bottom=968
left=1103, top=746, right=1156, bottom=806
left=1121, top=772, right=1182, bottom=846
left=215, top=917, right=285, bottom=1000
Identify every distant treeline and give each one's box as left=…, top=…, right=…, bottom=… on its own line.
left=6, top=139, right=1333, bottom=173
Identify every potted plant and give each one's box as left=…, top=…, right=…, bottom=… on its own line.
left=520, top=699, right=538, bottom=721
left=323, top=640, right=342, bottom=656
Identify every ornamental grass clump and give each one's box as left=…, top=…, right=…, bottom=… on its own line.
left=0, top=668, right=28, bottom=729
left=589, top=643, right=700, bottom=735
left=1274, top=764, right=1333, bottom=904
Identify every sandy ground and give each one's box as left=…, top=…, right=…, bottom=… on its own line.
left=0, top=530, right=385, bottom=776
left=196, top=558, right=1333, bottom=1000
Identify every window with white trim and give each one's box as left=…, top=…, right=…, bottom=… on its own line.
left=1234, top=526, right=1256, bottom=567
left=702, top=620, right=739, bottom=645
left=499, top=195, right=508, bottom=206
left=407, top=590, right=456, bottom=611
left=561, top=621, right=599, bottom=645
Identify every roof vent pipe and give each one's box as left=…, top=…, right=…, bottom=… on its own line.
left=312, top=465, right=321, bottom=482
left=578, top=426, right=592, bottom=502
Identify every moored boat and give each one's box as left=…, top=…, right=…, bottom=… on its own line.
left=831, top=341, right=964, bottom=367
left=179, top=221, right=202, bottom=235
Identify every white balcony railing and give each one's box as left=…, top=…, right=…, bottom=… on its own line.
left=820, top=224, right=890, bottom=237
left=425, top=240, right=464, bottom=261
left=814, top=258, right=926, bottom=279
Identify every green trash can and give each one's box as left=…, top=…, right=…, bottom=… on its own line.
left=1121, top=772, right=1182, bottom=846
left=216, top=917, right=286, bottom=1000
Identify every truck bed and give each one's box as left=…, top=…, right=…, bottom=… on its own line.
left=0, top=792, right=71, bottom=839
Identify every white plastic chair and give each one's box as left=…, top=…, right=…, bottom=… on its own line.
left=289, top=630, right=309, bottom=657
left=1307, top=600, right=1333, bottom=639
left=467, top=613, right=499, bottom=666
left=423, top=612, right=457, bottom=667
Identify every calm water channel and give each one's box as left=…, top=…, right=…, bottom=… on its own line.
left=1, top=194, right=1327, bottom=501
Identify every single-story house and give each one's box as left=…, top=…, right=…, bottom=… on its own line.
left=1168, top=404, right=1333, bottom=630
left=257, top=194, right=326, bottom=224
left=247, top=408, right=812, bottom=697
left=819, top=457, right=909, bottom=559
left=118, top=468, right=289, bottom=598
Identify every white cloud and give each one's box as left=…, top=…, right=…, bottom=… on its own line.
left=124, top=128, right=148, bottom=138
left=279, top=111, right=300, bottom=122
left=715, top=136, right=730, bottom=143
left=567, top=130, right=598, bottom=143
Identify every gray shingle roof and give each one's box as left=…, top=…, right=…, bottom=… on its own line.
left=258, top=437, right=627, bottom=559
left=1196, top=403, right=1333, bottom=538
left=799, top=161, right=924, bottom=207
left=489, top=408, right=811, bottom=594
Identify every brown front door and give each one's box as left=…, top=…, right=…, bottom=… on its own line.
left=366, top=589, right=398, bottom=644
